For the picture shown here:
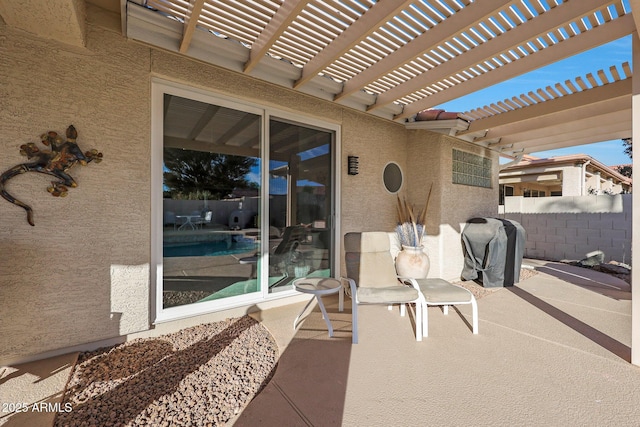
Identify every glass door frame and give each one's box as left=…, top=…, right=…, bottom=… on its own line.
left=261, top=113, right=340, bottom=298
left=151, top=78, right=340, bottom=324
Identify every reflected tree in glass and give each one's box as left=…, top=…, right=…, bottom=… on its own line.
left=163, top=148, right=257, bottom=199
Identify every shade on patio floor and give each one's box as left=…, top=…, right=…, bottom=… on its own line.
left=1, top=259, right=637, bottom=426
left=236, top=259, right=638, bottom=426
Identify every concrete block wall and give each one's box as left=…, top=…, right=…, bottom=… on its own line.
left=502, top=194, right=631, bottom=263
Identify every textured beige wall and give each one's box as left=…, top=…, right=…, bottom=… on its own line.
left=563, top=165, right=584, bottom=196
left=0, top=6, right=497, bottom=362
left=340, top=109, right=407, bottom=233
left=0, top=10, right=408, bottom=362
left=0, top=19, right=151, bottom=363
left=0, top=0, right=87, bottom=47
left=406, top=131, right=498, bottom=280
left=338, top=109, right=408, bottom=276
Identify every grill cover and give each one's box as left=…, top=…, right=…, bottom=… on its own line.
left=461, top=218, right=525, bottom=288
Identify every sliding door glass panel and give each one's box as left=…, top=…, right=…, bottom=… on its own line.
left=268, top=118, right=334, bottom=293
left=162, top=94, right=261, bottom=308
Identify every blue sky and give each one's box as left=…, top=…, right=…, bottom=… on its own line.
left=435, top=34, right=632, bottom=166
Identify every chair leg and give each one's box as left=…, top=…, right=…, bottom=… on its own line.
left=443, top=305, right=449, bottom=315
left=415, top=302, right=422, bottom=341
left=400, top=303, right=406, bottom=317
left=471, top=298, right=478, bottom=334
left=346, top=278, right=358, bottom=344
left=352, top=297, right=358, bottom=344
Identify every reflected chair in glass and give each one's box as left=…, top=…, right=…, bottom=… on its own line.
left=193, top=210, right=213, bottom=228
left=164, top=211, right=177, bottom=229
left=238, top=225, right=309, bottom=286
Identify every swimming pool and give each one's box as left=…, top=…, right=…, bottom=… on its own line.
left=163, top=239, right=258, bottom=257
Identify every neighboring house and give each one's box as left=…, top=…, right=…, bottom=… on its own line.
left=499, top=154, right=632, bottom=205
left=499, top=154, right=633, bottom=266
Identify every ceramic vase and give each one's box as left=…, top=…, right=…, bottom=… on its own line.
left=395, top=245, right=430, bottom=278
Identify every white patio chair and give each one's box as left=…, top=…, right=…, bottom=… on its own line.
left=414, top=278, right=478, bottom=337
left=387, top=232, right=478, bottom=337
left=343, top=231, right=424, bottom=344
left=193, top=210, right=213, bottom=228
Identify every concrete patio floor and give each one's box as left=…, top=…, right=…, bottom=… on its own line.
left=236, top=259, right=638, bottom=426
left=2, top=259, right=638, bottom=426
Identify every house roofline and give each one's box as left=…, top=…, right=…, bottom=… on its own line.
left=502, top=153, right=632, bottom=185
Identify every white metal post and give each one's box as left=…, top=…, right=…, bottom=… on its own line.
left=631, top=28, right=640, bottom=366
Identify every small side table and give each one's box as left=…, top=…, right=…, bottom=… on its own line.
left=293, top=277, right=344, bottom=337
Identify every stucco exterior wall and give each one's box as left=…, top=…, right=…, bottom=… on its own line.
left=339, top=109, right=407, bottom=235
left=561, top=165, right=583, bottom=196
left=0, top=10, right=413, bottom=363
left=1, top=5, right=501, bottom=362
left=603, top=179, right=623, bottom=194
left=585, top=172, right=601, bottom=194
left=1, top=19, right=152, bottom=363
left=406, top=133, right=498, bottom=280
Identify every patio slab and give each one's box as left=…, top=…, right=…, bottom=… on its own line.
left=0, top=352, right=78, bottom=427
left=236, top=259, right=639, bottom=426
left=2, top=259, right=638, bottom=426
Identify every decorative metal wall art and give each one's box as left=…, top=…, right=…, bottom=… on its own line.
left=0, top=125, right=103, bottom=226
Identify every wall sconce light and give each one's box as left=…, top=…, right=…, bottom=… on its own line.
left=348, top=155, right=359, bottom=175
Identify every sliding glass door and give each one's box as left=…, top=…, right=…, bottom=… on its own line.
left=154, top=81, right=335, bottom=319
left=267, top=118, right=334, bottom=294
left=161, top=93, right=263, bottom=310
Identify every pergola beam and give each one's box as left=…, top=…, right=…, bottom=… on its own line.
left=335, top=0, right=511, bottom=102
left=467, top=79, right=631, bottom=142
left=216, top=114, right=260, bottom=146
left=496, top=110, right=631, bottom=150
left=394, top=12, right=633, bottom=121
left=370, top=0, right=614, bottom=112
left=179, top=0, right=206, bottom=53
left=164, top=136, right=259, bottom=158
left=244, top=0, right=309, bottom=74
left=502, top=127, right=631, bottom=156
left=629, top=1, right=640, bottom=367
left=293, top=1, right=413, bottom=89
left=187, top=104, right=221, bottom=140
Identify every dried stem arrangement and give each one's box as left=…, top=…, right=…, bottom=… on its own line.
left=395, top=183, right=433, bottom=247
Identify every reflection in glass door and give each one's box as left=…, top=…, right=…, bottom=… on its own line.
left=157, top=87, right=336, bottom=315
left=162, top=94, right=262, bottom=309
left=267, top=118, right=334, bottom=294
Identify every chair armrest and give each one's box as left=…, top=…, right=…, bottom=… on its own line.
left=339, top=277, right=359, bottom=344
left=340, top=276, right=357, bottom=298
left=397, top=275, right=425, bottom=303
left=397, top=275, right=420, bottom=290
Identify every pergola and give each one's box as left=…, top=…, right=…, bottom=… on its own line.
left=2, top=0, right=638, bottom=364
left=1, top=0, right=635, bottom=154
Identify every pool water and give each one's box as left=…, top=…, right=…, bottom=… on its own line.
left=164, top=239, right=258, bottom=257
